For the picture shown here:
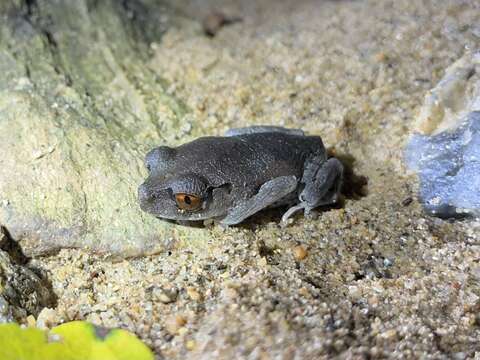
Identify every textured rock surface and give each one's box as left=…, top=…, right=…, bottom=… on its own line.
left=0, top=227, right=55, bottom=323
left=407, top=111, right=480, bottom=218
left=413, top=51, right=480, bottom=135
left=2, top=0, right=480, bottom=359
left=406, top=51, right=480, bottom=218
left=0, top=0, right=211, bottom=256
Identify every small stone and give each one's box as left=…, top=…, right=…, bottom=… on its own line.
left=221, top=287, right=239, bottom=301
left=348, top=286, right=361, bottom=299
left=186, top=287, right=202, bottom=302
left=462, top=314, right=476, bottom=328
left=36, top=308, right=59, bottom=329
left=178, top=327, right=188, bottom=336
left=26, top=315, right=36, bottom=327
left=370, top=347, right=380, bottom=357
left=368, top=296, right=379, bottom=307
left=0, top=296, right=14, bottom=323
left=380, top=329, right=397, bottom=340
left=383, top=258, right=393, bottom=267
left=153, top=287, right=178, bottom=304
left=374, top=51, right=389, bottom=63
left=186, top=339, right=196, bottom=351
left=292, top=245, right=308, bottom=260
left=298, top=287, right=310, bottom=299
left=165, top=314, right=187, bottom=335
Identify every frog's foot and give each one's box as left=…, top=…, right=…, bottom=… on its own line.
left=299, top=156, right=344, bottom=211
left=225, top=126, right=304, bottom=137
left=281, top=202, right=325, bottom=226
left=220, top=175, right=297, bottom=226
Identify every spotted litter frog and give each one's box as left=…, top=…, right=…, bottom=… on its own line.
left=138, top=126, right=343, bottom=225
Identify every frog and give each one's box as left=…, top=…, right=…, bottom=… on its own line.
left=138, top=126, right=343, bottom=226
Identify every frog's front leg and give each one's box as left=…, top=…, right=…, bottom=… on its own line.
left=282, top=157, right=343, bottom=223
left=220, top=176, right=298, bottom=226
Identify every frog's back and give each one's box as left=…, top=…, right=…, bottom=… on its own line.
left=173, top=132, right=325, bottom=188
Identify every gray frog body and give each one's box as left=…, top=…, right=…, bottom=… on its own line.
left=138, top=126, right=343, bottom=225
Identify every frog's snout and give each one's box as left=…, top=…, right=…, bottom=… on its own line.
left=138, top=183, right=154, bottom=209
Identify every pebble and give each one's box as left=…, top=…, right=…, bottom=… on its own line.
left=383, top=258, right=393, bottom=267
left=186, top=339, right=196, bottom=351
left=380, top=329, right=397, bottom=340
left=298, top=287, right=310, bottom=298
left=292, top=245, right=308, bottom=260
left=153, top=287, right=178, bottom=304
left=26, top=315, right=36, bottom=327
left=186, top=287, right=202, bottom=302
left=36, top=308, right=59, bottom=329
left=165, top=315, right=187, bottom=335
left=221, top=287, right=239, bottom=301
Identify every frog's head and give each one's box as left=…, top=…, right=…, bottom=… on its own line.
left=138, top=147, right=232, bottom=221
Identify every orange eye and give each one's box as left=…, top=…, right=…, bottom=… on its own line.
left=174, top=193, right=202, bottom=211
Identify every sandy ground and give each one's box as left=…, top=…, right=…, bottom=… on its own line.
left=31, top=0, right=480, bottom=358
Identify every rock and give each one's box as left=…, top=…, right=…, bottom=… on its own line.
left=292, top=245, right=308, bottom=261
left=186, top=287, right=202, bottom=302
left=413, top=51, right=480, bottom=135
left=165, top=314, right=187, bottom=335
left=0, top=245, right=56, bottom=323
left=406, top=51, right=480, bottom=219
left=36, top=307, right=60, bottom=329
left=151, top=286, right=178, bottom=304
left=0, top=0, right=212, bottom=256
left=406, top=112, right=480, bottom=218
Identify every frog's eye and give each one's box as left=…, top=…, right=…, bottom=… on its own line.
left=174, top=193, right=202, bottom=211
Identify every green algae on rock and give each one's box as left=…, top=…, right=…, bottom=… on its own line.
left=0, top=0, right=211, bottom=256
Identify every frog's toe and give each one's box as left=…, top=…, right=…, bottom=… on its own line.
left=281, top=203, right=306, bottom=225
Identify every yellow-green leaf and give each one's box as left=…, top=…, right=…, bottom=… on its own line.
left=0, top=321, right=154, bottom=360
left=52, top=321, right=154, bottom=360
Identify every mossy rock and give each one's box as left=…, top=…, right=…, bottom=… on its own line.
left=0, top=0, right=211, bottom=256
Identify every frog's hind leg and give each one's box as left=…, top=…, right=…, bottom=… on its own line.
left=225, top=126, right=304, bottom=137
left=282, top=157, right=343, bottom=224
left=220, top=176, right=298, bottom=226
